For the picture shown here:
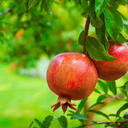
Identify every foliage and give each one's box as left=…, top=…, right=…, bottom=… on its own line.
left=0, top=0, right=83, bottom=67
left=29, top=80, right=128, bottom=128
left=0, top=0, right=128, bottom=67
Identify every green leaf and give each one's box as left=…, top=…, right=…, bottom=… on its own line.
left=108, top=0, right=126, bottom=9
left=122, top=124, right=128, bottom=128
left=106, top=81, right=117, bottom=95
left=31, top=0, right=41, bottom=9
left=42, top=115, right=53, bottom=128
left=117, top=103, right=128, bottom=116
left=68, top=110, right=75, bottom=115
left=27, top=0, right=34, bottom=9
left=89, top=0, right=103, bottom=28
left=94, top=88, right=101, bottom=94
left=28, top=121, right=34, bottom=128
left=120, top=81, right=128, bottom=97
left=34, top=119, right=42, bottom=127
left=98, top=79, right=108, bottom=94
left=79, top=0, right=89, bottom=16
left=89, top=0, right=96, bottom=27
left=114, top=33, right=128, bottom=43
left=123, top=19, right=128, bottom=38
left=96, top=14, right=109, bottom=50
left=40, top=0, right=53, bottom=12
left=89, top=110, right=110, bottom=120
left=123, top=112, right=128, bottom=119
left=71, top=114, right=89, bottom=120
left=104, top=7, right=123, bottom=40
left=96, top=27, right=109, bottom=50
left=88, top=102, right=104, bottom=110
left=109, top=114, right=118, bottom=117
left=95, top=0, right=109, bottom=16
left=77, top=99, right=87, bottom=114
left=86, top=36, right=115, bottom=61
left=121, top=81, right=128, bottom=89
left=97, top=95, right=106, bottom=103
left=78, top=31, right=84, bottom=45
left=58, top=116, right=67, bottom=128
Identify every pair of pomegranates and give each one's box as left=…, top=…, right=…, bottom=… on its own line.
left=47, top=41, right=128, bottom=113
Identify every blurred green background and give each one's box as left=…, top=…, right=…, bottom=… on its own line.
left=0, top=0, right=128, bottom=128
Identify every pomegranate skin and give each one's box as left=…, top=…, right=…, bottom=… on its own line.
left=47, top=52, right=98, bottom=100
left=93, top=41, right=128, bottom=81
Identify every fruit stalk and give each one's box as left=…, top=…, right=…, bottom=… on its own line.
left=83, top=16, right=90, bottom=54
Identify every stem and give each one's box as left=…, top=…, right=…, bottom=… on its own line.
left=77, top=120, right=128, bottom=128
left=83, top=16, right=90, bottom=54
left=26, top=0, right=29, bottom=12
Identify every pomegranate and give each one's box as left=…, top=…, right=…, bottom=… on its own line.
left=93, top=41, right=128, bottom=81
left=47, top=52, right=98, bottom=113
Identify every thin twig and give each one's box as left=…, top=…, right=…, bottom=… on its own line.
left=77, top=120, right=128, bottom=128
left=83, top=16, right=90, bottom=54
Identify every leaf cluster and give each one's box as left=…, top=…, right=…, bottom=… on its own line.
left=78, top=0, right=128, bottom=61
left=29, top=115, right=68, bottom=128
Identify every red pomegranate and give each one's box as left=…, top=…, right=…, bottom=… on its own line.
left=47, top=52, right=98, bottom=113
left=93, top=41, right=128, bottom=81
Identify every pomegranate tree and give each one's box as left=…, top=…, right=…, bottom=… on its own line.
left=47, top=52, right=98, bottom=113
left=93, top=41, right=128, bottom=81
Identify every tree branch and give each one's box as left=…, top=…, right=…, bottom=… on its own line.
left=77, top=120, right=128, bottom=128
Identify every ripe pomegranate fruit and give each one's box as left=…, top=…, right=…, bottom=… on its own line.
left=93, top=41, right=128, bottom=81
left=47, top=52, right=98, bottom=113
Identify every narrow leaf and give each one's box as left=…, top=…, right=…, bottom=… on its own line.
left=114, top=33, right=128, bottom=43
left=117, top=103, right=128, bottom=116
left=123, top=19, right=128, bottom=35
left=94, top=88, right=101, bottom=94
left=120, top=81, right=128, bottom=97
left=42, top=115, right=53, bottom=128
left=58, top=116, right=67, bottom=128
left=98, top=79, right=108, bottom=94
left=89, top=110, right=110, bottom=120
left=77, top=99, right=87, bottom=114
left=96, top=14, right=109, bottom=50
left=88, top=102, right=104, bottom=110
left=34, top=119, right=42, bottom=127
left=28, top=121, right=34, bottom=128
left=78, top=31, right=84, bottom=45
left=109, top=114, right=119, bottom=117
left=104, top=7, right=123, bottom=40
left=106, top=81, right=117, bottom=95
left=95, top=0, right=109, bottom=16
left=97, top=95, right=106, bottom=103
left=71, top=114, right=89, bottom=120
